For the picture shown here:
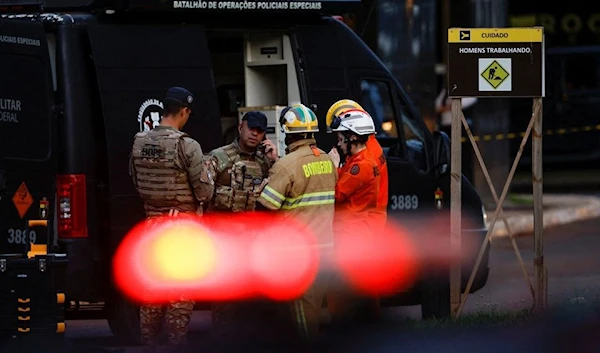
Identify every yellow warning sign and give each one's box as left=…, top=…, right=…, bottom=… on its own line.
left=481, top=60, right=509, bottom=89
left=12, top=182, right=33, bottom=219
left=448, top=27, right=544, bottom=43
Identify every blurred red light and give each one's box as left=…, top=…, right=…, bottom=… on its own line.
left=249, top=218, right=319, bottom=301
left=113, top=212, right=320, bottom=304
left=333, top=219, right=420, bottom=296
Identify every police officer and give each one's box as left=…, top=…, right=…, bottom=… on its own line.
left=129, top=86, right=215, bottom=353
left=327, top=108, right=381, bottom=325
left=208, top=111, right=278, bottom=213
left=206, top=111, right=278, bottom=339
left=257, top=104, right=337, bottom=343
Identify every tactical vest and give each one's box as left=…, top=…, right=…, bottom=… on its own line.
left=209, top=142, right=271, bottom=212
left=131, top=128, right=199, bottom=217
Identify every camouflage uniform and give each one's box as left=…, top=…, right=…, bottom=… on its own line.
left=206, top=138, right=274, bottom=338
left=208, top=138, right=273, bottom=213
left=129, top=125, right=215, bottom=352
left=138, top=299, right=195, bottom=350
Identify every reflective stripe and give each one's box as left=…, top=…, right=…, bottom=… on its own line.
left=287, top=126, right=317, bottom=132
left=260, top=186, right=285, bottom=208
left=294, top=300, right=309, bottom=340
left=281, top=191, right=335, bottom=210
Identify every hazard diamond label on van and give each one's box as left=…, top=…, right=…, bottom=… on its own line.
left=12, top=182, right=33, bottom=219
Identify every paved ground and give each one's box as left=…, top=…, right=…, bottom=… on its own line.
left=485, top=193, right=600, bottom=238
left=388, top=216, right=600, bottom=318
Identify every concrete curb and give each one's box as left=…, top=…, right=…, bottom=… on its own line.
left=486, top=194, right=600, bottom=238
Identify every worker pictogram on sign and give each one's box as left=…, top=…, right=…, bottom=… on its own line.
left=12, top=182, right=34, bottom=219
left=479, top=58, right=511, bottom=91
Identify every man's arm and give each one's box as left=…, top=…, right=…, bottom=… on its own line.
left=180, top=137, right=215, bottom=204
left=257, top=161, right=291, bottom=211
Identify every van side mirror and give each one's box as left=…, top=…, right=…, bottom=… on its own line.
left=432, top=130, right=450, bottom=177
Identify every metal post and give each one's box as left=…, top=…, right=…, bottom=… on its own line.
left=450, top=98, right=462, bottom=318
left=532, top=97, right=547, bottom=311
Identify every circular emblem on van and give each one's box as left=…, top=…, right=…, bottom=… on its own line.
left=137, top=99, right=164, bottom=132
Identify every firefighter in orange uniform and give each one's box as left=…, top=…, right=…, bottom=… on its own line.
left=326, top=100, right=388, bottom=231
left=326, top=108, right=382, bottom=324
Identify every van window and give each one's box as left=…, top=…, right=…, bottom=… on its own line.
left=359, top=79, right=399, bottom=137
left=398, top=103, right=428, bottom=173
left=0, top=53, right=52, bottom=161
left=359, top=78, right=428, bottom=172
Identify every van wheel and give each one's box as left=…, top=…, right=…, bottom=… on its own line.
left=420, top=265, right=451, bottom=320
left=104, top=295, right=141, bottom=344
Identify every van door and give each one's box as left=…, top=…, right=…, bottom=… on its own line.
left=87, top=24, right=222, bottom=244
left=293, top=21, right=350, bottom=147
left=0, top=19, right=56, bottom=253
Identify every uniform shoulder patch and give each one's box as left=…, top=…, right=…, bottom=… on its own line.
left=350, top=164, right=360, bottom=175
left=210, top=147, right=232, bottom=172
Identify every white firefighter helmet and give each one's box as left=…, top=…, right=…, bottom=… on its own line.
left=330, top=109, right=376, bottom=135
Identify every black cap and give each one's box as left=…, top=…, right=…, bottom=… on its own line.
left=242, top=111, right=268, bottom=131
left=164, top=86, right=194, bottom=109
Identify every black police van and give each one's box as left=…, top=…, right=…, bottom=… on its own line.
left=0, top=0, right=490, bottom=341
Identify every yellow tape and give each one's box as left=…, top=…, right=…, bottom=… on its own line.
left=460, top=124, right=600, bottom=143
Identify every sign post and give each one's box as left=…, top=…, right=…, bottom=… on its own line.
left=446, top=27, right=546, bottom=318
